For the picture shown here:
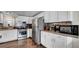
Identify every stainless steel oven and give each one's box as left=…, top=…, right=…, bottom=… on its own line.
left=17, top=29, right=27, bottom=40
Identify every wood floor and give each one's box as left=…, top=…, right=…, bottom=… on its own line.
left=0, top=39, right=44, bottom=48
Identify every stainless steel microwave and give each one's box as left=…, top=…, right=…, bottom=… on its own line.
left=59, top=25, right=79, bottom=35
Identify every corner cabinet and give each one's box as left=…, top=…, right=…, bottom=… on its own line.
left=41, top=31, right=54, bottom=48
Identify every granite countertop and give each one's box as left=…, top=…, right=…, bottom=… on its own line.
left=0, top=28, right=17, bottom=31
left=42, top=30, right=79, bottom=38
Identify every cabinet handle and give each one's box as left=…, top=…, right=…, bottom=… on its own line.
left=0, top=35, right=2, bottom=38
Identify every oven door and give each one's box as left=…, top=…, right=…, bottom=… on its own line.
left=20, top=31, right=27, bottom=35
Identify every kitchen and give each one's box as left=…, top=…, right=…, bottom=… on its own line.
left=0, top=11, right=79, bottom=48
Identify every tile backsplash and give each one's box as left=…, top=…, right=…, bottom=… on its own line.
left=44, top=21, right=72, bottom=30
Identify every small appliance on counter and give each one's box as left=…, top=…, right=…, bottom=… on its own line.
left=59, top=25, right=79, bottom=36
left=54, top=25, right=60, bottom=32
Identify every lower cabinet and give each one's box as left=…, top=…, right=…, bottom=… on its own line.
left=5, top=29, right=18, bottom=42
left=55, top=36, right=66, bottom=48
left=0, top=31, right=7, bottom=43
left=45, top=33, right=54, bottom=48
left=41, top=31, right=73, bottom=48
left=0, top=29, right=18, bottom=43
left=72, top=38, right=79, bottom=48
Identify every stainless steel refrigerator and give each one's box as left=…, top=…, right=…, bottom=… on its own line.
left=32, top=17, right=44, bottom=45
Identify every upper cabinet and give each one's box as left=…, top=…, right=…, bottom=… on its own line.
left=34, top=11, right=79, bottom=25
left=0, top=13, right=4, bottom=23
left=58, top=11, right=71, bottom=22
left=16, top=16, right=33, bottom=24
left=44, top=11, right=50, bottom=23
left=34, top=11, right=72, bottom=23
left=3, top=14, right=15, bottom=27
left=58, top=11, right=68, bottom=21
left=28, top=17, right=33, bottom=24
left=44, top=11, right=58, bottom=23
left=71, top=11, right=79, bottom=25
left=49, top=11, right=58, bottom=22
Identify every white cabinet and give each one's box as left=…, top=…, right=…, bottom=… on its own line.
left=71, top=11, right=79, bottom=25
left=0, top=13, right=4, bottom=23
left=0, top=29, right=17, bottom=43
left=72, top=38, right=79, bottom=48
left=6, top=29, right=17, bottom=41
left=49, top=11, right=58, bottom=22
left=27, top=29, right=32, bottom=38
left=0, top=31, right=7, bottom=43
left=28, top=17, right=33, bottom=24
left=16, top=16, right=33, bottom=25
left=34, top=11, right=72, bottom=23
left=41, top=31, right=73, bottom=48
left=44, top=11, right=58, bottom=23
left=58, top=11, right=68, bottom=21
left=44, top=12, right=50, bottom=23
left=3, top=15, right=15, bottom=27
left=45, top=33, right=54, bottom=48
left=41, top=31, right=54, bottom=48
left=55, top=35, right=66, bottom=48
left=66, top=37, right=73, bottom=48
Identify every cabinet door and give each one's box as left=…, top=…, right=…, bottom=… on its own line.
left=55, top=35, right=66, bottom=48
left=50, top=11, right=58, bottom=22
left=66, top=37, right=73, bottom=48
left=28, top=17, right=33, bottom=24
left=41, top=31, right=46, bottom=46
left=0, top=13, right=4, bottom=23
left=44, top=12, right=50, bottom=23
left=5, top=30, right=17, bottom=42
left=58, top=11, right=68, bottom=21
left=0, top=31, right=7, bottom=43
left=72, top=38, right=79, bottom=48
left=45, top=33, right=55, bottom=48
left=51, top=38, right=55, bottom=48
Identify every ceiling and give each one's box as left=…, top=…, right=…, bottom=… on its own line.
left=0, top=11, right=43, bottom=17
left=10, top=11, right=43, bottom=17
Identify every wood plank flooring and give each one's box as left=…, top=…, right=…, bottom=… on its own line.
left=0, top=39, right=44, bottom=48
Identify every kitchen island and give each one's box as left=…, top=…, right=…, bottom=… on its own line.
left=41, top=30, right=79, bottom=48
left=0, top=29, right=18, bottom=43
